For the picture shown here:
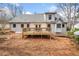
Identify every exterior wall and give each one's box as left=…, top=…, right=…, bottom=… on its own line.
left=41, top=23, right=47, bottom=28
left=51, top=22, right=67, bottom=34
left=41, top=23, right=47, bottom=31
left=55, top=23, right=67, bottom=34
left=51, top=24, right=55, bottom=32
left=51, top=21, right=62, bottom=33
left=10, top=23, right=48, bottom=33
left=30, top=23, right=35, bottom=31
left=30, top=23, right=35, bottom=28
left=51, top=24, right=62, bottom=33
left=10, top=24, right=22, bottom=33
left=29, top=23, right=47, bottom=31
left=10, top=22, right=67, bottom=34
left=45, top=13, right=67, bottom=34
left=24, top=24, right=27, bottom=28
left=45, top=14, right=55, bottom=22
left=62, top=24, right=67, bottom=34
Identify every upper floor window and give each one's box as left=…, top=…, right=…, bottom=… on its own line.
left=21, top=24, right=24, bottom=28
left=62, top=24, right=65, bottom=28
left=55, top=17, right=57, bottom=21
left=13, top=24, right=16, bottom=28
left=57, top=24, right=61, bottom=28
left=48, top=15, right=52, bottom=20
left=59, top=18, right=61, bottom=20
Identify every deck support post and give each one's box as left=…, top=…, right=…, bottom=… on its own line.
left=41, top=32, right=42, bottom=39
left=50, top=35, right=51, bottom=40
left=31, top=35, right=32, bottom=39
left=22, top=32, right=23, bottom=39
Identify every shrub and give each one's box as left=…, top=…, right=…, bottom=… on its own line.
left=74, top=35, right=79, bottom=44
left=67, top=28, right=79, bottom=35
left=66, top=28, right=79, bottom=38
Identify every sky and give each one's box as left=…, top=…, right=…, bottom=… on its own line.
left=0, top=3, right=58, bottom=14
left=20, top=3, right=57, bottom=14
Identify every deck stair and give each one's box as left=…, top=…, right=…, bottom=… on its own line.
left=49, top=32, right=57, bottom=39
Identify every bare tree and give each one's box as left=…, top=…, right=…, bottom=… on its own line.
left=0, top=10, right=9, bottom=31
left=57, top=3, right=79, bottom=30
left=7, top=3, right=23, bottom=17
left=0, top=3, right=23, bottom=31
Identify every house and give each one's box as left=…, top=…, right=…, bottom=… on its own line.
left=9, top=12, right=67, bottom=35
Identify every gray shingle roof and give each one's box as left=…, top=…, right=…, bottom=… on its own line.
left=9, top=14, right=46, bottom=23
left=9, top=13, right=67, bottom=23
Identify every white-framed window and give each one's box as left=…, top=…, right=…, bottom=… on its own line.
left=48, top=15, right=52, bottom=20
left=57, top=24, right=61, bottom=28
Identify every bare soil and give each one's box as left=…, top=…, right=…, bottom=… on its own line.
left=0, top=33, right=79, bottom=56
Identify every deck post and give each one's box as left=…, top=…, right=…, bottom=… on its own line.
left=50, top=35, right=51, bottom=40
left=22, top=32, right=23, bottom=39
left=41, top=31, right=42, bottom=39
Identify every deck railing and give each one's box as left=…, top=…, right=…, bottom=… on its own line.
left=23, top=28, right=51, bottom=32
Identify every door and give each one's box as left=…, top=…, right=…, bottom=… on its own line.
left=56, top=24, right=62, bottom=32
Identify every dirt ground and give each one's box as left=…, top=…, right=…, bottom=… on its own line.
left=0, top=33, right=79, bottom=56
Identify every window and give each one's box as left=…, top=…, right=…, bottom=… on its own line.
left=39, top=25, right=41, bottom=28
left=36, top=25, right=38, bottom=28
left=13, top=24, right=16, bottom=28
left=55, top=17, right=57, bottom=20
left=57, top=24, right=61, bottom=28
left=48, top=15, right=52, bottom=20
left=59, top=18, right=61, bottom=20
left=47, top=24, right=50, bottom=28
left=62, top=24, right=65, bottom=28
left=27, top=24, right=29, bottom=28
left=21, top=24, right=24, bottom=28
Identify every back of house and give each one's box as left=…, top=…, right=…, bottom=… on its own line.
left=9, top=12, right=67, bottom=34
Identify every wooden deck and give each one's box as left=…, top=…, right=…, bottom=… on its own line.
left=22, top=30, right=56, bottom=39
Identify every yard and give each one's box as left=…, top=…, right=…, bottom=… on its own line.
left=0, top=33, right=79, bottom=56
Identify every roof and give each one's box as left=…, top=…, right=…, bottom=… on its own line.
left=9, top=12, right=67, bottom=23
left=9, top=14, right=46, bottom=23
